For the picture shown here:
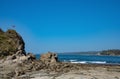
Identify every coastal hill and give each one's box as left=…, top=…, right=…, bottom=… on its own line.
left=61, top=50, right=120, bottom=56
left=60, top=51, right=99, bottom=55
left=100, top=49, right=120, bottom=56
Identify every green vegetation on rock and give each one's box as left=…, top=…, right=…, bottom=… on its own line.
left=100, top=49, right=120, bottom=56
left=0, top=28, right=25, bottom=59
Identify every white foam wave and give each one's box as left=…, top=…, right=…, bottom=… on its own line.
left=71, top=61, right=87, bottom=64
left=70, top=60, right=106, bottom=64
left=69, top=60, right=77, bottom=62
left=90, top=61, right=106, bottom=64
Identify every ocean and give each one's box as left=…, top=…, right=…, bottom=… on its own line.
left=36, top=53, right=120, bottom=65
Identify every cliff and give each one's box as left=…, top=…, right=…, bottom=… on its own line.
left=0, top=28, right=26, bottom=59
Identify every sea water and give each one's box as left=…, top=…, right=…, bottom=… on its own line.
left=36, top=53, right=120, bottom=65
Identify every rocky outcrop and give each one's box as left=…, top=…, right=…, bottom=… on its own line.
left=40, top=52, right=58, bottom=64
left=0, top=29, right=36, bottom=78
left=0, top=29, right=26, bottom=59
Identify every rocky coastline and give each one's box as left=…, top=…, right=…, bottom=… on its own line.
left=0, top=29, right=120, bottom=79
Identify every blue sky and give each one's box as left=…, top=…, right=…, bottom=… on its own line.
left=0, top=0, right=120, bottom=53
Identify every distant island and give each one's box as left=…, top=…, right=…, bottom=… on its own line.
left=59, top=51, right=99, bottom=55
left=60, top=49, right=120, bottom=56
left=62, top=49, right=120, bottom=56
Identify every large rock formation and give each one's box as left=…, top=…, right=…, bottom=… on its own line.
left=0, top=28, right=36, bottom=78
left=0, top=28, right=26, bottom=59
left=40, top=52, right=58, bottom=64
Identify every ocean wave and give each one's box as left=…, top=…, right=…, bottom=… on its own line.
left=68, top=60, right=106, bottom=64
left=89, top=61, right=106, bottom=64
left=71, top=61, right=87, bottom=64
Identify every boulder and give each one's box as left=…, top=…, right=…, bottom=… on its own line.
left=40, top=52, right=58, bottom=64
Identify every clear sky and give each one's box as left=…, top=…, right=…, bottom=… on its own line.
left=0, top=0, right=120, bottom=53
